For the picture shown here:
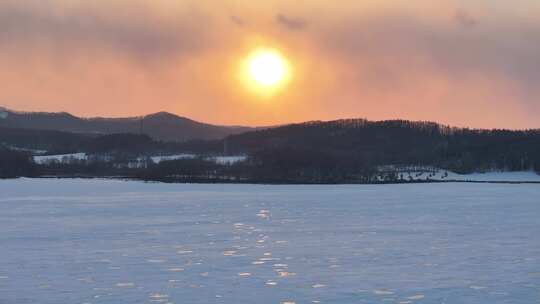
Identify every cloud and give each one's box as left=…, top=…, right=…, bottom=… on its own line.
left=455, top=9, right=477, bottom=28
left=322, top=13, right=540, bottom=91
left=230, top=15, right=245, bottom=27
left=0, top=1, right=214, bottom=61
left=311, top=13, right=540, bottom=127
left=276, top=14, right=307, bottom=30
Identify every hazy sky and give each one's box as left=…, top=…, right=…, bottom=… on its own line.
left=1, top=0, right=539, bottom=128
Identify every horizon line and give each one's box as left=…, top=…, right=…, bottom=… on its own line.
left=2, top=105, right=539, bottom=132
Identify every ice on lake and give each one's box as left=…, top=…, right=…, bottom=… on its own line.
left=1, top=178, right=539, bottom=304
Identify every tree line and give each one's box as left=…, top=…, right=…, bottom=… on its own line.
left=1, top=119, right=540, bottom=182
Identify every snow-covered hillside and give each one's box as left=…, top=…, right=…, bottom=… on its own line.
left=33, top=153, right=247, bottom=166
left=212, top=155, right=248, bottom=165
left=150, top=154, right=196, bottom=163
left=33, top=152, right=88, bottom=164
left=1, top=144, right=47, bottom=154
left=378, top=166, right=540, bottom=183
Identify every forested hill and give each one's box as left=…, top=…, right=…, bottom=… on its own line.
left=0, top=126, right=222, bottom=155
left=1, top=118, right=540, bottom=181
left=226, top=119, right=540, bottom=174
left=0, top=107, right=252, bottom=141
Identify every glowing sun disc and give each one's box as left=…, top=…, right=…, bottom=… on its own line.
left=243, top=48, right=291, bottom=90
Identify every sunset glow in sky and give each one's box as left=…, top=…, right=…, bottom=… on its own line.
left=245, top=48, right=290, bottom=89
left=1, top=0, right=540, bottom=128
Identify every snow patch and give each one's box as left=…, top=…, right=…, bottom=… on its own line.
left=379, top=166, right=540, bottom=183
left=33, top=153, right=87, bottom=164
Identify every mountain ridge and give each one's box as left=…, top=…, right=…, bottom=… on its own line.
left=0, top=107, right=254, bottom=141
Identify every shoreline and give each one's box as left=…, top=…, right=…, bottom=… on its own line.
left=3, top=175, right=540, bottom=185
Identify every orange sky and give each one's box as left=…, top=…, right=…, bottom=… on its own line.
left=1, top=0, right=540, bottom=128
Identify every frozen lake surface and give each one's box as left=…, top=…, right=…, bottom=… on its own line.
left=1, top=179, right=539, bottom=304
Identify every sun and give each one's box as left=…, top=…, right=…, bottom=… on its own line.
left=241, top=47, right=291, bottom=95
left=248, top=49, right=288, bottom=87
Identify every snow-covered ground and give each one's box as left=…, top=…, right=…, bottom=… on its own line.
left=1, top=144, right=47, bottom=154
left=149, top=154, right=248, bottom=165
left=212, top=155, right=248, bottom=165
left=379, top=166, right=540, bottom=183
left=0, top=179, right=539, bottom=303
left=33, top=153, right=247, bottom=166
left=450, top=171, right=540, bottom=182
left=33, top=152, right=87, bottom=164
left=150, top=154, right=196, bottom=163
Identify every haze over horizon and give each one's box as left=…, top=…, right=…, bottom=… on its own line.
left=2, top=1, right=540, bottom=129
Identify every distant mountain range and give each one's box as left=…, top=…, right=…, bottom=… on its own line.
left=0, top=107, right=253, bottom=141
